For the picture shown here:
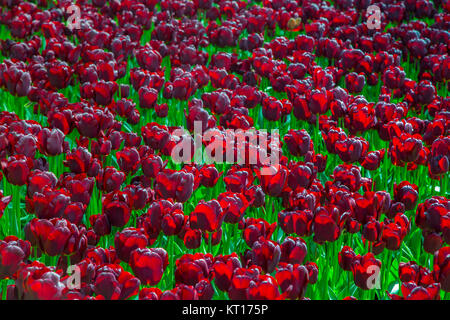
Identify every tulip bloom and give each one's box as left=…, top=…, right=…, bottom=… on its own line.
left=351, top=253, right=382, bottom=290
left=0, top=237, right=31, bottom=279
left=190, top=200, right=223, bottom=232
left=114, top=228, right=148, bottom=263
left=130, top=248, right=168, bottom=286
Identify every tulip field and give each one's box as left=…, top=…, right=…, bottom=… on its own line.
left=0, top=0, right=448, bottom=301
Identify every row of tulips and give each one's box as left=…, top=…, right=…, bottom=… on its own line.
left=0, top=0, right=448, bottom=300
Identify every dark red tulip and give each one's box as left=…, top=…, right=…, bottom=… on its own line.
left=339, top=246, right=356, bottom=271
left=423, top=231, right=442, bottom=254
left=398, top=261, right=426, bottom=284
left=25, top=218, right=86, bottom=257
left=123, top=185, right=150, bottom=211
left=394, top=181, right=419, bottom=211
left=96, top=167, right=125, bottom=193
left=75, top=112, right=100, bottom=139
left=287, top=162, right=315, bottom=190
left=37, top=128, right=65, bottom=156
left=383, top=66, right=406, bottom=89
left=345, top=72, right=365, bottom=93
left=345, top=103, right=376, bottom=135
left=305, top=262, right=318, bottom=284
left=64, top=147, right=95, bottom=175
left=335, top=137, right=368, bottom=163
left=351, top=252, right=382, bottom=290
left=155, top=169, right=194, bottom=203
left=323, top=126, right=347, bottom=154
left=27, top=187, right=71, bottom=220
left=308, top=88, right=328, bottom=114
left=89, top=213, right=111, bottom=237
left=93, top=265, right=140, bottom=300
left=139, top=87, right=158, bottom=109
left=139, top=287, right=162, bottom=300
left=244, top=185, right=266, bottom=208
left=155, top=103, right=169, bottom=118
left=224, top=168, right=253, bottom=193
left=280, top=237, right=307, bottom=265
left=183, top=228, right=202, bottom=250
left=242, top=218, right=277, bottom=248
left=1, top=155, right=33, bottom=186
left=190, top=200, right=223, bottom=233
left=250, top=238, right=281, bottom=274
left=388, top=281, right=441, bottom=300
left=116, top=147, right=140, bottom=175
left=102, top=191, right=131, bottom=228
left=279, top=209, right=314, bottom=237
left=26, top=170, right=57, bottom=199
left=362, top=218, right=382, bottom=243
left=276, top=263, right=309, bottom=300
left=175, top=253, right=212, bottom=286
left=47, top=63, right=72, bottom=89
left=114, top=228, right=148, bottom=263
left=247, top=274, right=280, bottom=300
left=391, top=133, right=424, bottom=165
left=161, top=209, right=185, bottom=236
left=15, top=262, right=65, bottom=300
left=361, top=149, right=385, bottom=170
left=218, top=192, right=248, bottom=224
left=0, top=237, right=31, bottom=279
left=434, top=246, right=450, bottom=292
left=136, top=47, right=162, bottom=72
left=212, top=253, right=241, bottom=292
left=284, top=129, right=312, bottom=157
left=141, top=154, right=165, bottom=179
left=382, top=220, right=407, bottom=251
left=313, top=205, right=340, bottom=243
left=192, top=279, right=213, bottom=300
left=257, top=165, right=287, bottom=197
left=130, top=248, right=167, bottom=286
left=227, top=266, right=261, bottom=300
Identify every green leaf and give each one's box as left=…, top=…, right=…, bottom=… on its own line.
left=328, top=286, right=338, bottom=300
left=388, top=282, right=399, bottom=295
left=401, top=244, right=414, bottom=261
left=350, top=284, right=358, bottom=297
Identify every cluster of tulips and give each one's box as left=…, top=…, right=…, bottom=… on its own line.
left=0, top=0, right=448, bottom=300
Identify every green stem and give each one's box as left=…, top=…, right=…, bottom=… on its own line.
left=1, top=280, right=7, bottom=300
left=382, top=250, right=391, bottom=299
left=169, top=235, right=175, bottom=289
